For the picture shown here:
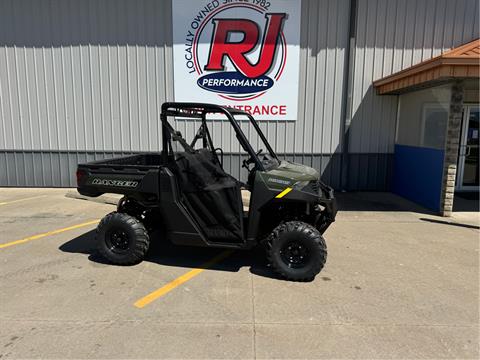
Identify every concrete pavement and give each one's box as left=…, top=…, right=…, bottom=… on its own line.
left=0, top=188, right=478, bottom=359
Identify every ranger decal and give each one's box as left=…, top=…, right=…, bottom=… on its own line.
left=91, top=178, right=139, bottom=188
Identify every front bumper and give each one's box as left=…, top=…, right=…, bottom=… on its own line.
left=275, top=179, right=338, bottom=234
left=309, top=180, right=337, bottom=234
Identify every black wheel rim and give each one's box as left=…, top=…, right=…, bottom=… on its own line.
left=106, top=229, right=130, bottom=254
left=280, top=241, right=309, bottom=268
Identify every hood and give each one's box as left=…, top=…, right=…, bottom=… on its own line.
left=265, top=160, right=319, bottom=183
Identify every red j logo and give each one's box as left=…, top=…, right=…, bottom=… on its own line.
left=204, top=13, right=286, bottom=78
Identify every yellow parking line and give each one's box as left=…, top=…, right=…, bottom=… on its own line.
left=134, top=250, right=234, bottom=308
left=0, top=220, right=100, bottom=249
left=0, top=195, right=47, bottom=206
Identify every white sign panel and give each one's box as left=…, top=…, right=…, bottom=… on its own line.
left=172, top=0, right=301, bottom=120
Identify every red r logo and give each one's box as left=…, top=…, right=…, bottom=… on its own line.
left=204, top=13, right=286, bottom=78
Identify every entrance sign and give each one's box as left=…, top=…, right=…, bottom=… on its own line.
left=172, top=0, right=301, bottom=120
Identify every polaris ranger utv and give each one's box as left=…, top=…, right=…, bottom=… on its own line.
left=77, top=103, right=337, bottom=281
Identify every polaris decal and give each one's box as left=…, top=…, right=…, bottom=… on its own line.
left=91, top=178, right=139, bottom=188
left=172, top=0, right=301, bottom=120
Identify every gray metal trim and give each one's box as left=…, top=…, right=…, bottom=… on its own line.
left=340, top=0, right=357, bottom=190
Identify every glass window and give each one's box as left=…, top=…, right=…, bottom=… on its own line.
left=421, top=104, right=448, bottom=149
left=396, top=86, right=451, bottom=148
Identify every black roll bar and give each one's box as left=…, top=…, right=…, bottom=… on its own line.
left=160, top=102, right=277, bottom=171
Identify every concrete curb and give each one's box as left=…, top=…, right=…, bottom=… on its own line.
left=65, top=190, right=122, bottom=206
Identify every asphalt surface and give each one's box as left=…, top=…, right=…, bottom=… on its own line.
left=0, top=188, right=478, bottom=359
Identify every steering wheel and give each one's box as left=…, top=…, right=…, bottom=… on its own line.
left=242, top=149, right=263, bottom=171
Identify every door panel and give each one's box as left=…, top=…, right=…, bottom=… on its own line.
left=458, top=106, right=479, bottom=190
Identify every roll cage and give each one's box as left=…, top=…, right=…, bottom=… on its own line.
left=160, top=102, right=278, bottom=172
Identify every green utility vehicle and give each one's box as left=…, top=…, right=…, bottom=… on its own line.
left=77, top=103, right=337, bottom=281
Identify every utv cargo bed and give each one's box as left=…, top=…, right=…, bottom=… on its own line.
left=76, top=153, right=165, bottom=199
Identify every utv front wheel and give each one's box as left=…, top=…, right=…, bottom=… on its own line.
left=96, top=212, right=150, bottom=265
left=267, top=221, right=327, bottom=281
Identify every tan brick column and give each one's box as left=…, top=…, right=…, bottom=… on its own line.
left=440, top=81, right=464, bottom=216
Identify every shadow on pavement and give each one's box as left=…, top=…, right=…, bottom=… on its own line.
left=59, top=230, right=282, bottom=280
left=335, top=191, right=436, bottom=214
left=419, top=217, right=480, bottom=230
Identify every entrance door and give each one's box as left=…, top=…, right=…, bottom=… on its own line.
left=457, top=105, right=479, bottom=191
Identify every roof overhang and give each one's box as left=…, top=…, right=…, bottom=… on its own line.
left=374, top=39, right=480, bottom=95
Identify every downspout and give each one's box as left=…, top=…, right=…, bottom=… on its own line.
left=340, top=0, right=357, bottom=191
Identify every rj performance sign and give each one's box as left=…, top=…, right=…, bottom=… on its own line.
left=172, top=0, right=301, bottom=120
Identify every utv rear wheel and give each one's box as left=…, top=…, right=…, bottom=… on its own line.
left=96, top=212, right=150, bottom=265
left=267, top=221, right=327, bottom=281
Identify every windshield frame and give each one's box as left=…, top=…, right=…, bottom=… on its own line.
left=161, top=103, right=279, bottom=171
left=234, top=113, right=279, bottom=165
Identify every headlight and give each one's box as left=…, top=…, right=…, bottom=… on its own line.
left=293, top=180, right=310, bottom=189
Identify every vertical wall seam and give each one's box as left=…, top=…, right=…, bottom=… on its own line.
left=78, top=43, right=87, bottom=152
left=329, top=0, right=342, bottom=184
left=87, top=44, right=96, bottom=151
left=364, top=0, right=378, bottom=182
left=420, top=0, right=428, bottom=61
left=461, top=0, right=469, bottom=43
left=409, top=0, right=418, bottom=66
left=5, top=44, right=16, bottom=151
left=48, top=0, right=61, bottom=182
left=107, top=45, right=114, bottom=151
left=308, top=0, right=319, bottom=164
left=126, top=44, right=132, bottom=151
left=33, top=46, right=45, bottom=185
left=429, top=0, right=438, bottom=59
left=23, top=47, right=36, bottom=184
left=340, top=0, right=356, bottom=190
left=135, top=44, right=141, bottom=151
left=60, top=45, right=69, bottom=151
left=320, top=0, right=330, bottom=161
left=451, top=1, right=458, bottom=49
left=116, top=45, right=123, bottom=152
left=0, top=59, right=9, bottom=185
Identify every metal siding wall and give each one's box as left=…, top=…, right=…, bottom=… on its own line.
left=349, top=0, right=479, bottom=155
left=0, top=0, right=351, bottom=188
left=296, top=0, right=349, bottom=154
left=1, top=0, right=477, bottom=189
left=0, top=150, right=135, bottom=187
left=0, top=0, right=173, bottom=154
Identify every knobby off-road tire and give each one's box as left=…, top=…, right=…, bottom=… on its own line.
left=267, top=221, right=327, bottom=281
left=96, top=212, right=150, bottom=265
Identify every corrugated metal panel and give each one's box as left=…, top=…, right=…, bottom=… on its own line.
left=1, top=0, right=478, bottom=189
left=0, top=150, right=135, bottom=187
left=0, top=0, right=173, bottom=153
left=291, top=0, right=350, bottom=154
left=0, top=0, right=349, bottom=154
left=0, top=0, right=351, bottom=188
left=348, top=0, right=479, bottom=154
